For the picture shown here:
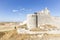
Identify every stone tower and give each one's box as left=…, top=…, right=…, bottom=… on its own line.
left=27, top=14, right=37, bottom=29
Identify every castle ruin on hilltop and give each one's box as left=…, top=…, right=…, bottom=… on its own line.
left=27, top=8, right=60, bottom=29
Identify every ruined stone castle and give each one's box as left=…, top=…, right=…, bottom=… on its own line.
left=27, top=8, right=60, bottom=29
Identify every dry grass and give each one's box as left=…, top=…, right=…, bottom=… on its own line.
left=30, top=27, right=47, bottom=32
left=0, top=29, right=37, bottom=40
left=0, top=24, right=60, bottom=40
left=0, top=29, right=60, bottom=40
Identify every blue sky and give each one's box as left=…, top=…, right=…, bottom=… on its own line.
left=0, top=0, right=60, bottom=22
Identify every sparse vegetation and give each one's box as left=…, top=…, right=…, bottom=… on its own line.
left=0, top=22, right=60, bottom=40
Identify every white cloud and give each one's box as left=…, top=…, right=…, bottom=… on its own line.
left=12, top=10, right=18, bottom=12
left=20, top=8, right=32, bottom=11
left=12, top=8, right=32, bottom=13
left=20, top=8, right=25, bottom=11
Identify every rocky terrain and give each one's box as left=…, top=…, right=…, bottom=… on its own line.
left=0, top=30, right=60, bottom=40
left=0, top=22, right=60, bottom=40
